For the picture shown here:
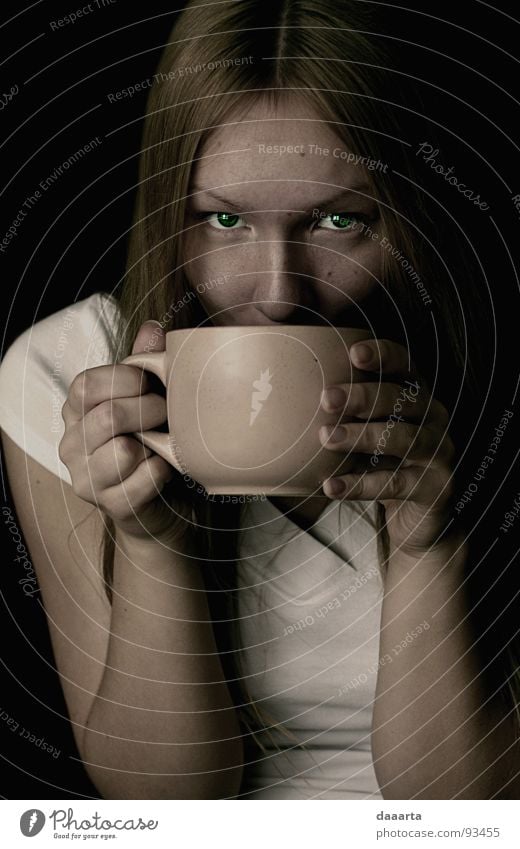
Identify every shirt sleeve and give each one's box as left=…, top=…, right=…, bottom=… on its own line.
left=0, top=292, right=119, bottom=484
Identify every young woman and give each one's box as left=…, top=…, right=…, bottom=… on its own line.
left=1, top=0, right=518, bottom=799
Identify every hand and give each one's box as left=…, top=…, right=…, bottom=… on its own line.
left=318, top=338, right=456, bottom=555
left=59, top=320, right=192, bottom=546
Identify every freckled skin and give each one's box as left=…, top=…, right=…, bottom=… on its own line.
left=181, top=96, right=385, bottom=522
left=182, top=96, right=384, bottom=329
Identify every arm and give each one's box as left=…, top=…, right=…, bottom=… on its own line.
left=372, top=534, right=519, bottom=799
left=82, top=527, right=243, bottom=799
left=318, top=337, right=519, bottom=798
left=1, top=436, right=243, bottom=800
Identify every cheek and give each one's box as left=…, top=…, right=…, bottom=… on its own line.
left=182, top=230, right=244, bottom=293
left=182, top=230, right=383, bottom=308
left=319, top=242, right=383, bottom=303
left=181, top=241, right=245, bottom=314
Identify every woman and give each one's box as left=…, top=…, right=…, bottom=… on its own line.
left=0, top=0, right=518, bottom=799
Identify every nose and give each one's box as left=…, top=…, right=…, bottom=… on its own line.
left=252, top=239, right=319, bottom=324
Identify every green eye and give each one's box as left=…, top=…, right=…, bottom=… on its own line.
left=317, top=213, right=361, bottom=230
left=207, top=212, right=243, bottom=229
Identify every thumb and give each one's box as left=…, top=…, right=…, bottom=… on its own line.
left=131, top=320, right=166, bottom=355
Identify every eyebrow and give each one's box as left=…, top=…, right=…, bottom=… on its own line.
left=188, top=185, right=372, bottom=212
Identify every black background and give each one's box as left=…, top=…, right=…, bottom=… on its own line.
left=1, top=0, right=519, bottom=798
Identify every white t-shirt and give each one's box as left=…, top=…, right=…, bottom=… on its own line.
left=0, top=293, right=384, bottom=800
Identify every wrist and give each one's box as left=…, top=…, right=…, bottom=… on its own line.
left=389, top=524, right=468, bottom=574
left=115, top=521, right=198, bottom=561
left=111, top=528, right=207, bottom=608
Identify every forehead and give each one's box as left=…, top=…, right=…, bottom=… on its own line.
left=189, top=96, right=370, bottom=205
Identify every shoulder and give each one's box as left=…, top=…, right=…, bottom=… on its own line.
left=3, top=291, right=119, bottom=361
left=0, top=292, right=120, bottom=483
left=1, top=290, right=119, bottom=360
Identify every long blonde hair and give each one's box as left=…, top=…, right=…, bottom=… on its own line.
left=101, top=0, right=504, bottom=740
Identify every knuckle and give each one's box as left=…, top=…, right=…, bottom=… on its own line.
left=113, top=434, right=138, bottom=465
left=92, top=400, right=117, bottom=436
left=69, top=369, right=93, bottom=410
left=390, top=469, right=408, bottom=498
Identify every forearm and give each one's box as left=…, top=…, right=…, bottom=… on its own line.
left=82, top=529, right=243, bottom=799
left=372, top=533, right=517, bottom=799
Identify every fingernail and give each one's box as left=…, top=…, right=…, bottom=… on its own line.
left=321, top=387, right=346, bottom=410
left=352, top=343, right=372, bottom=364
left=320, top=424, right=346, bottom=444
left=324, top=478, right=346, bottom=497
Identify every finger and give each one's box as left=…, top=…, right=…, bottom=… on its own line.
left=320, top=380, right=426, bottom=421
left=87, top=436, right=154, bottom=490
left=67, top=364, right=153, bottom=419
left=99, top=454, right=175, bottom=523
left=322, top=468, right=425, bottom=502
left=319, top=420, right=451, bottom=465
left=67, top=322, right=165, bottom=422
left=77, top=393, right=167, bottom=455
left=131, top=320, right=165, bottom=355
left=350, top=338, right=420, bottom=379
left=346, top=452, right=402, bottom=474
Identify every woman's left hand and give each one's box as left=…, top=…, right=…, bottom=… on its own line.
left=319, top=338, right=456, bottom=556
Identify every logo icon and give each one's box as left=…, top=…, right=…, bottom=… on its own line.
left=249, top=368, right=273, bottom=426
left=20, top=809, right=46, bottom=837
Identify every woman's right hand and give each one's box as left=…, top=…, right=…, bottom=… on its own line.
left=59, top=320, right=192, bottom=546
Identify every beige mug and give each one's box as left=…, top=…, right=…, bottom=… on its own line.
left=121, top=325, right=372, bottom=496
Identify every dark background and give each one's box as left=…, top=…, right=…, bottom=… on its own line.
left=0, top=0, right=519, bottom=798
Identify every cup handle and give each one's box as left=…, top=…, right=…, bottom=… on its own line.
left=120, top=351, right=183, bottom=473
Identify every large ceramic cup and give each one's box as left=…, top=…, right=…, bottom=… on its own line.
left=121, top=325, right=372, bottom=495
